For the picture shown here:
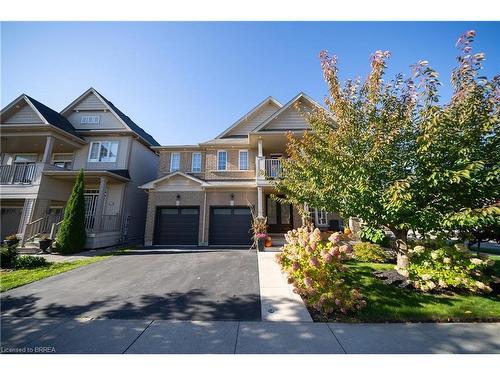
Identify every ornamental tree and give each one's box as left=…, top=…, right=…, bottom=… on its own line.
left=57, top=169, right=86, bottom=254
left=276, top=31, right=499, bottom=269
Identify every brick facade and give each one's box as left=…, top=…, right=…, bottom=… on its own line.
left=158, top=149, right=256, bottom=180
left=143, top=188, right=258, bottom=246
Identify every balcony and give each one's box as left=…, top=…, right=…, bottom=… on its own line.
left=256, top=157, right=284, bottom=184
left=0, top=164, right=37, bottom=184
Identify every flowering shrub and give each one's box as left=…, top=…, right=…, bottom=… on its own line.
left=353, top=242, right=391, bottom=263
left=401, top=244, right=495, bottom=293
left=276, top=226, right=366, bottom=318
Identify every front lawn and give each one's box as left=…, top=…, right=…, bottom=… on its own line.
left=324, top=256, right=500, bottom=323
left=0, top=252, right=123, bottom=292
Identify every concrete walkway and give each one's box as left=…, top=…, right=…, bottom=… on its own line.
left=257, top=251, right=312, bottom=322
left=28, top=247, right=117, bottom=263
left=1, top=317, right=499, bottom=354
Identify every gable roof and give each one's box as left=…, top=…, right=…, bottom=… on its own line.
left=61, top=88, right=160, bottom=147
left=251, top=92, right=326, bottom=133
left=139, top=171, right=208, bottom=189
left=1, top=94, right=83, bottom=140
left=215, top=96, right=282, bottom=139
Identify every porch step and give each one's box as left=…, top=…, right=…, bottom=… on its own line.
left=17, top=245, right=40, bottom=254
left=267, top=233, right=287, bottom=247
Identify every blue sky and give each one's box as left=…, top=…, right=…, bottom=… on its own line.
left=1, top=22, right=499, bottom=145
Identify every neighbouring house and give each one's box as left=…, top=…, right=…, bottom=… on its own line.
left=0, top=88, right=159, bottom=249
left=140, top=92, right=343, bottom=247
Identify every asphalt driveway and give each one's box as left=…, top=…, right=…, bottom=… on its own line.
left=0, top=250, right=261, bottom=321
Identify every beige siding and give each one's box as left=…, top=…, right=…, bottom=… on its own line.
left=66, top=110, right=126, bottom=130
left=224, top=102, right=280, bottom=137
left=72, top=136, right=132, bottom=170
left=73, top=92, right=107, bottom=111
left=261, top=105, right=311, bottom=131
left=3, top=102, right=44, bottom=124
left=122, top=139, right=159, bottom=243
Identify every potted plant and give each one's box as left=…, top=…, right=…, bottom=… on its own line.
left=249, top=205, right=268, bottom=251
left=3, top=234, right=19, bottom=248
left=38, top=234, right=53, bottom=253
left=255, top=233, right=267, bottom=251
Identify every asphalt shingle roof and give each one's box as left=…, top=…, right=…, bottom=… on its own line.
left=25, top=95, right=83, bottom=140
left=94, top=90, right=160, bottom=147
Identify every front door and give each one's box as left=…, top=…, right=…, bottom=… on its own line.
left=266, top=195, right=293, bottom=233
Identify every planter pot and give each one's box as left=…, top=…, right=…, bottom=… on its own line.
left=265, top=236, right=272, bottom=247
left=38, top=239, right=52, bottom=252
left=3, top=239, right=18, bottom=247
left=256, top=237, right=265, bottom=251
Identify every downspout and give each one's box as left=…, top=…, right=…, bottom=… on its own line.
left=202, top=189, right=208, bottom=245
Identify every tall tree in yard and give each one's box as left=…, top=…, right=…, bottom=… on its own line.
left=57, top=169, right=86, bottom=254
left=276, top=30, right=499, bottom=269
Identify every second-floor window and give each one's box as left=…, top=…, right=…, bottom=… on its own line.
left=88, top=141, right=119, bottom=163
left=170, top=152, right=180, bottom=172
left=239, top=150, right=248, bottom=170
left=52, top=153, right=73, bottom=169
left=81, top=115, right=101, bottom=125
left=191, top=152, right=202, bottom=173
left=217, top=150, right=227, bottom=171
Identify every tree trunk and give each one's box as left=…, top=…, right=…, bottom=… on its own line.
left=392, top=228, right=409, bottom=272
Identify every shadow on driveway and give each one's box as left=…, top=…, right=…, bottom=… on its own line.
left=1, top=250, right=261, bottom=321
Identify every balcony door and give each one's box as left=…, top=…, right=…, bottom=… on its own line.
left=266, top=195, right=293, bottom=233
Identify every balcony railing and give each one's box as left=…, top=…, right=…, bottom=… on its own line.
left=0, top=163, right=37, bottom=184
left=264, top=159, right=283, bottom=179
left=256, top=157, right=284, bottom=182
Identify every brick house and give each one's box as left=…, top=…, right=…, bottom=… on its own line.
left=140, top=92, right=343, bottom=247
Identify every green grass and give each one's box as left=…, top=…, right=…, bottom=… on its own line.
left=0, top=250, right=129, bottom=292
left=331, top=255, right=500, bottom=322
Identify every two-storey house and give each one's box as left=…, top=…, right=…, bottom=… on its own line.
left=0, top=88, right=159, bottom=249
left=140, top=92, right=343, bottom=247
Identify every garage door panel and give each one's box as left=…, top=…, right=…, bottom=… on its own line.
left=210, top=206, right=252, bottom=246
left=154, top=207, right=199, bottom=245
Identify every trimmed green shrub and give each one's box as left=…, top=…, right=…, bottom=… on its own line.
left=57, top=169, right=86, bottom=254
left=401, top=244, right=495, bottom=293
left=14, top=255, right=48, bottom=269
left=0, top=245, right=18, bottom=269
left=353, top=242, right=391, bottom=263
left=276, top=226, right=366, bottom=318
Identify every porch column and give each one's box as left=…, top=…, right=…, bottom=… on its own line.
left=257, top=187, right=263, bottom=217
left=257, top=138, right=263, bottom=157
left=93, top=176, right=108, bottom=232
left=42, top=136, right=55, bottom=163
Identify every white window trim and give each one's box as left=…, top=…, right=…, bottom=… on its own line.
left=238, top=149, right=249, bottom=171
left=217, top=150, right=227, bottom=171
left=315, top=208, right=328, bottom=227
left=88, top=141, right=119, bottom=163
left=191, top=152, right=202, bottom=173
left=170, top=152, right=181, bottom=172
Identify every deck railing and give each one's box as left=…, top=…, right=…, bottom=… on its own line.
left=0, top=164, right=37, bottom=184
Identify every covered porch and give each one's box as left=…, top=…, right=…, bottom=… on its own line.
left=18, top=170, right=129, bottom=249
